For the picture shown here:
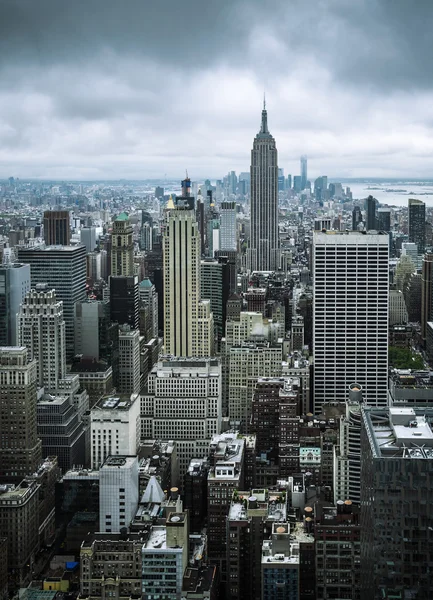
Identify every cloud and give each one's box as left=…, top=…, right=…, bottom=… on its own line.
left=1, top=0, right=433, bottom=179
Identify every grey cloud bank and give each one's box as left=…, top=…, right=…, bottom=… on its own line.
left=1, top=0, right=433, bottom=179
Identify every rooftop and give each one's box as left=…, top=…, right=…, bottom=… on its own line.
left=364, top=407, right=433, bottom=459
left=93, top=394, right=137, bottom=411
left=101, top=455, right=137, bottom=469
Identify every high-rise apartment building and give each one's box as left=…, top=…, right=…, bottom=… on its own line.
left=141, top=357, right=222, bottom=473
left=300, top=155, right=307, bottom=191
left=17, top=287, right=66, bottom=391
left=313, top=231, right=389, bottom=411
left=0, top=264, right=30, bottom=346
left=249, top=103, right=279, bottom=272
left=111, top=212, right=134, bottom=276
left=0, top=347, right=42, bottom=482
left=408, top=198, right=426, bottom=254
left=163, top=180, right=214, bottom=357
left=17, top=245, right=87, bottom=357
left=360, top=406, right=433, bottom=599
left=220, top=201, right=237, bottom=251
left=43, top=210, right=70, bottom=246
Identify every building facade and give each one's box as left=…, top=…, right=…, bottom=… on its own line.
left=17, top=245, right=86, bottom=357
left=0, top=263, right=30, bottom=346
left=313, top=231, right=389, bottom=411
left=43, top=210, right=70, bottom=246
left=163, top=184, right=214, bottom=357
left=0, top=346, right=42, bottom=481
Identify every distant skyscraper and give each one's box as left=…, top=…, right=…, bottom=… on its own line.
left=421, top=253, right=433, bottom=344
left=365, top=195, right=377, bottom=230
left=408, top=198, right=426, bottom=254
left=17, top=245, right=87, bottom=358
left=300, top=155, right=307, bottom=190
left=313, top=231, right=389, bottom=411
left=0, top=263, right=30, bottom=346
left=163, top=179, right=214, bottom=357
left=293, top=175, right=302, bottom=194
left=43, top=210, right=70, bottom=246
left=249, top=102, right=279, bottom=272
left=377, top=207, right=391, bottom=232
left=352, top=206, right=363, bottom=231
left=80, top=227, right=96, bottom=253
left=111, top=212, right=134, bottom=276
left=109, top=275, right=139, bottom=330
left=220, top=201, right=237, bottom=251
left=0, top=346, right=42, bottom=482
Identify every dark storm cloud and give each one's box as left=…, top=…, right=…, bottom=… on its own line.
left=0, top=0, right=246, bottom=69
left=1, top=0, right=433, bottom=179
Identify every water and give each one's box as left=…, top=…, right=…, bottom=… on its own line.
left=344, top=180, right=433, bottom=207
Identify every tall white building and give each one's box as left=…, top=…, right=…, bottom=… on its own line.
left=163, top=181, right=214, bottom=357
left=91, top=394, right=140, bottom=469
left=313, top=231, right=389, bottom=411
left=249, top=102, right=279, bottom=272
left=99, top=455, right=139, bottom=532
left=141, top=357, right=222, bottom=473
left=220, top=201, right=237, bottom=251
left=17, top=286, right=66, bottom=391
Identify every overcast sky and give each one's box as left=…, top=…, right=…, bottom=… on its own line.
left=1, top=0, right=433, bottom=180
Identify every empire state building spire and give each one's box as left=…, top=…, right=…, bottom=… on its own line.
left=249, top=102, right=279, bottom=272
left=259, top=95, right=270, bottom=136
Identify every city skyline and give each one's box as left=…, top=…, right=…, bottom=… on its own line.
left=1, top=0, right=433, bottom=179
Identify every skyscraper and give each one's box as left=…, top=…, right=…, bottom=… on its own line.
left=0, top=346, right=42, bottom=482
left=421, top=253, right=433, bottom=344
left=17, top=287, right=66, bottom=391
left=163, top=179, right=214, bottom=357
left=313, top=231, right=389, bottom=411
left=109, top=275, right=139, bottom=330
left=352, top=206, right=363, bottom=231
left=365, top=195, right=377, bottom=230
left=249, top=102, right=279, bottom=272
left=111, top=212, right=134, bottom=276
left=300, top=155, right=307, bottom=190
left=220, top=201, right=237, bottom=251
left=0, top=263, right=30, bottom=346
left=360, top=406, right=433, bottom=599
left=408, top=198, right=426, bottom=254
left=17, top=245, right=87, bottom=358
left=43, top=210, right=70, bottom=246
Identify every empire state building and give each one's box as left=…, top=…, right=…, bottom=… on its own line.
left=249, top=101, right=279, bottom=272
